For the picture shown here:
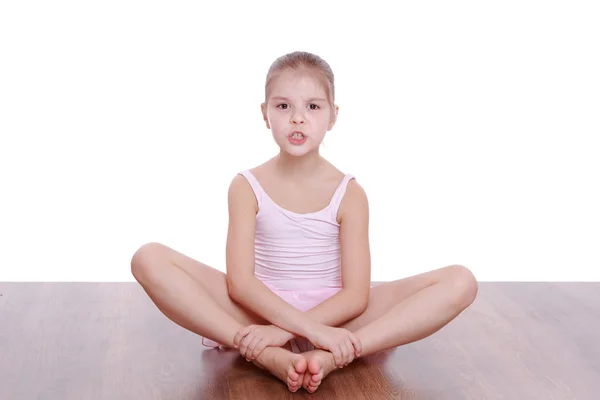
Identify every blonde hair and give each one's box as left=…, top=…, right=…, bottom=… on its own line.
left=264, top=51, right=335, bottom=111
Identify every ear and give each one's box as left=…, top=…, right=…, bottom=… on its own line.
left=328, top=104, right=339, bottom=131
left=261, top=103, right=270, bottom=129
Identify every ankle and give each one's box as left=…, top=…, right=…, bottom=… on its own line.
left=312, top=349, right=336, bottom=368
left=256, top=346, right=277, bottom=364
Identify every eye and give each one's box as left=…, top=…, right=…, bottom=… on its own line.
left=276, top=103, right=320, bottom=110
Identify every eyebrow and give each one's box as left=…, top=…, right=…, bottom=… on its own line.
left=271, top=96, right=327, bottom=102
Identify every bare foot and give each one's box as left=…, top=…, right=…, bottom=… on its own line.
left=251, top=347, right=307, bottom=393
left=301, top=349, right=339, bottom=393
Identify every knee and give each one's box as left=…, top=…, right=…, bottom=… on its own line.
left=130, top=242, right=167, bottom=282
left=446, top=265, right=478, bottom=309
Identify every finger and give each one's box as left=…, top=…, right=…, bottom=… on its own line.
left=247, top=327, right=263, bottom=359
left=342, top=343, right=349, bottom=367
left=252, top=339, right=266, bottom=360
left=239, top=333, right=253, bottom=358
left=234, top=326, right=250, bottom=348
left=340, top=344, right=348, bottom=367
left=233, top=330, right=241, bottom=348
left=341, top=340, right=349, bottom=366
left=334, top=345, right=343, bottom=367
left=343, top=340, right=351, bottom=366
left=330, top=345, right=339, bottom=367
left=247, top=335, right=262, bottom=360
left=350, top=333, right=362, bottom=356
left=346, top=339, right=354, bottom=365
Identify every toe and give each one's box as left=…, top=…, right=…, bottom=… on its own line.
left=288, top=380, right=299, bottom=392
left=308, top=383, right=320, bottom=393
left=302, top=372, right=312, bottom=389
left=293, top=355, right=307, bottom=374
left=288, top=376, right=299, bottom=386
left=288, top=370, right=299, bottom=381
left=311, top=371, right=323, bottom=382
left=308, top=358, right=322, bottom=375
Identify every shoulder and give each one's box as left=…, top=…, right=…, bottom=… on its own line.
left=338, top=178, right=369, bottom=224
left=229, top=173, right=250, bottom=191
left=342, top=179, right=369, bottom=210
left=228, top=173, right=258, bottom=213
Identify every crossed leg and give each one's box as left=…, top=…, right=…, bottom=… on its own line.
left=299, top=265, right=479, bottom=392
left=131, top=242, right=478, bottom=393
left=131, top=242, right=307, bottom=392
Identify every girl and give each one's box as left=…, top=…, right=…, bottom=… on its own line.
left=131, top=51, right=479, bottom=394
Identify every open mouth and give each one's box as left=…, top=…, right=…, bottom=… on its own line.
left=289, top=132, right=306, bottom=145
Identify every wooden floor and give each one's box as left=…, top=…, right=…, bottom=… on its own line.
left=1, top=282, right=599, bottom=400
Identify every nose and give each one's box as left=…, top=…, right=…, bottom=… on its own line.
left=290, top=108, right=305, bottom=125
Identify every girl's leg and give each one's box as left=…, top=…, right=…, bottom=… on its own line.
left=131, top=242, right=265, bottom=345
left=301, top=264, right=478, bottom=392
left=130, top=242, right=307, bottom=392
left=346, top=264, right=478, bottom=354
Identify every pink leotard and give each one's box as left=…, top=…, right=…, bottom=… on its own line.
left=202, top=169, right=356, bottom=353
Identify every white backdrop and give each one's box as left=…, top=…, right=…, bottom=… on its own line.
left=1, top=1, right=598, bottom=282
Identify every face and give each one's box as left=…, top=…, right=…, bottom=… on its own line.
left=261, top=69, right=338, bottom=157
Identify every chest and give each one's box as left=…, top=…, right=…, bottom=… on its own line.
left=260, top=179, right=340, bottom=214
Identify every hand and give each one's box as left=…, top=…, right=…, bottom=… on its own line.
left=233, top=324, right=294, bottom=361
left=308, top=324, right=362, bottom=367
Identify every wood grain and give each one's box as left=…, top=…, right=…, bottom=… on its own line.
left=0, top=282, right=598, bottom=399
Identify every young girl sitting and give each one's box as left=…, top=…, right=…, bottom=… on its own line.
left=131, top=50, right=479, bottom=394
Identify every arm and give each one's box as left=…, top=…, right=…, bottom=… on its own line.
left=303, top=179, right=371, bottom=327
left=225, top=174, right=319, bottom=338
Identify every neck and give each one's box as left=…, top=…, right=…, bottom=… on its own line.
left=274, top=149, right=325, bottom=178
